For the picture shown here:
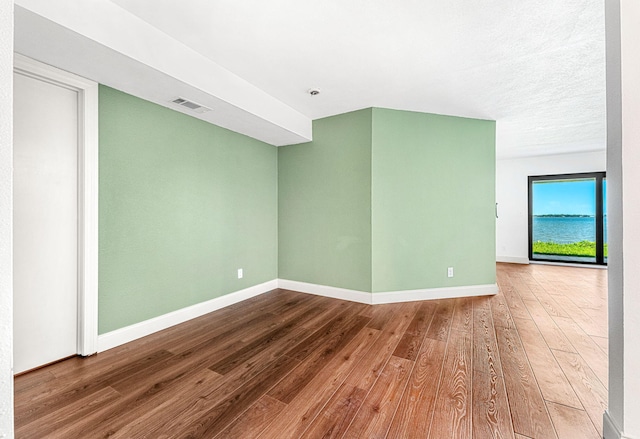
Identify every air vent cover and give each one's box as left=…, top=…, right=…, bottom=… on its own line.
left=170, top=97, right=212, bottom=114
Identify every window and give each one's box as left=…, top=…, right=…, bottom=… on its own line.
left=528, top=172, right=606, bottom=265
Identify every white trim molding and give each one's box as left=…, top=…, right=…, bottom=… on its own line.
left=13, top=53, right=99, bottom=357
left=372, top=283, right=498, bottom=304
left=97, top=278, right=498, bottom=352
left=77, top=79, right=99, bottom=356
left=277, top=279, right=497, bottom=305
left=97, top=280, right=277, bottom=352
left=604, top=410, right=627, bottom=439
left=530, top=260, right=608, bottom=270
left=496, top=256, right=530, bottom=264
left=277, top=279, right=372, bottom=304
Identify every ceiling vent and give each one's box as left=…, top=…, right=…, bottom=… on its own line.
left=170, top=97, right=212, bottom=114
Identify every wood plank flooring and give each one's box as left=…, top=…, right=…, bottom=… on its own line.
left=14, top=263, right=608, bottom=438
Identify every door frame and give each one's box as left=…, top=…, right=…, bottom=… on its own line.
left=14, top=54, right=99, bottom=356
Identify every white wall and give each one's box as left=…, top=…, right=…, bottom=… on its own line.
left=0, top=0, right=13, bottom=437
left=619, top=0, right=640, bottom=433
left=604, top=0, right=624, bottom=435
left=605, top=0, right=640, bottom=438
left=496, top=151, right=606, bottom=263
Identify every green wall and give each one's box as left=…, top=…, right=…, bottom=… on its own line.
left=99, top=90, right=494, bottom=333
left=278, top=109, right=372, bottom=292
left=99, top=86, right=278, bottom=333
left=278, top=108, right=495, bottom=293
left=371, top=108, right=496, bottom=292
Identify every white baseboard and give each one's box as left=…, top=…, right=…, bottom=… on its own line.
left=372, top=283, right=498, bottom=304
left=530, top=260, right=608, bottom=269
left=603, top=410, right=626, bottom=439
left=97, top=279, right=278, bottom=352
left=277, top=279, right=371, bottom=304
left=97, top=278, right=498, bottom=353
left=277, top=279, right=497, bottom=305
left=496, top=256, right=530, bottom=264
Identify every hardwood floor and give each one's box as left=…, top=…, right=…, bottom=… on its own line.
left=14, top=263, right=608, bottom=438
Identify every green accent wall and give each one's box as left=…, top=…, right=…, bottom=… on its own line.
left=99, top=89, right=494, bottom=333
left=99, top=86, right=278, bottom=333
left=278, top=109, right=372, bottom=292
left=278, top=108, right=495, bottom=293
left=371, top=108, right=496, bottom=292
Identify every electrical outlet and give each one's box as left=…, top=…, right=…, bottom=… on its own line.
left=237, top=268, right=243, bottom=279
left=447, top=267, right=454, bottom=278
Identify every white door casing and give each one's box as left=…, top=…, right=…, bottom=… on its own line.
left=13, top=54, right=98, bottom=371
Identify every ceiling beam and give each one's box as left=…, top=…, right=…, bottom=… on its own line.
left=14, top=0, right=312, bottom=146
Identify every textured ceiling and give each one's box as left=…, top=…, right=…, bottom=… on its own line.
left=107, top=0, right=606, bottom=158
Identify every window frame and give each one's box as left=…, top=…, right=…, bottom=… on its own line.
left=528, top=171, right=607, bottom=266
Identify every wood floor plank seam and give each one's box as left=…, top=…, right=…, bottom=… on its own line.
left=382, top=307, right=437, bottom=438
left=488, top=287, right=522, bottom=437
left=383, top=338, right=447, bottom=438
left=513, top=317, right=582, bottom=409
left=254, top=326, right=383, bottom=439
left=550, top=348, right=607, bottom=436
left=319, top=310, right=417, bottom=438
left=384, top=306, right=435, bottom=439
left=381, top=356, right=417, bottom=439
left=472, top=369, right=516, bottom=439
left=507, top=274, right=584, bottom=412
left=496, top=292, right=553, bottom=437
left=425, top=308, right=456, bottom=438
left=295, top=350, right=391, bottom=437
left=298, top=303, right=420, bottom=439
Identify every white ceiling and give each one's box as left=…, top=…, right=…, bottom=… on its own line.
left=17, top=0, right=606, bottom=158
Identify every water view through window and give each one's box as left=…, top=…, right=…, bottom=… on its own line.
left=529, top=173, right=606, bottom=265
